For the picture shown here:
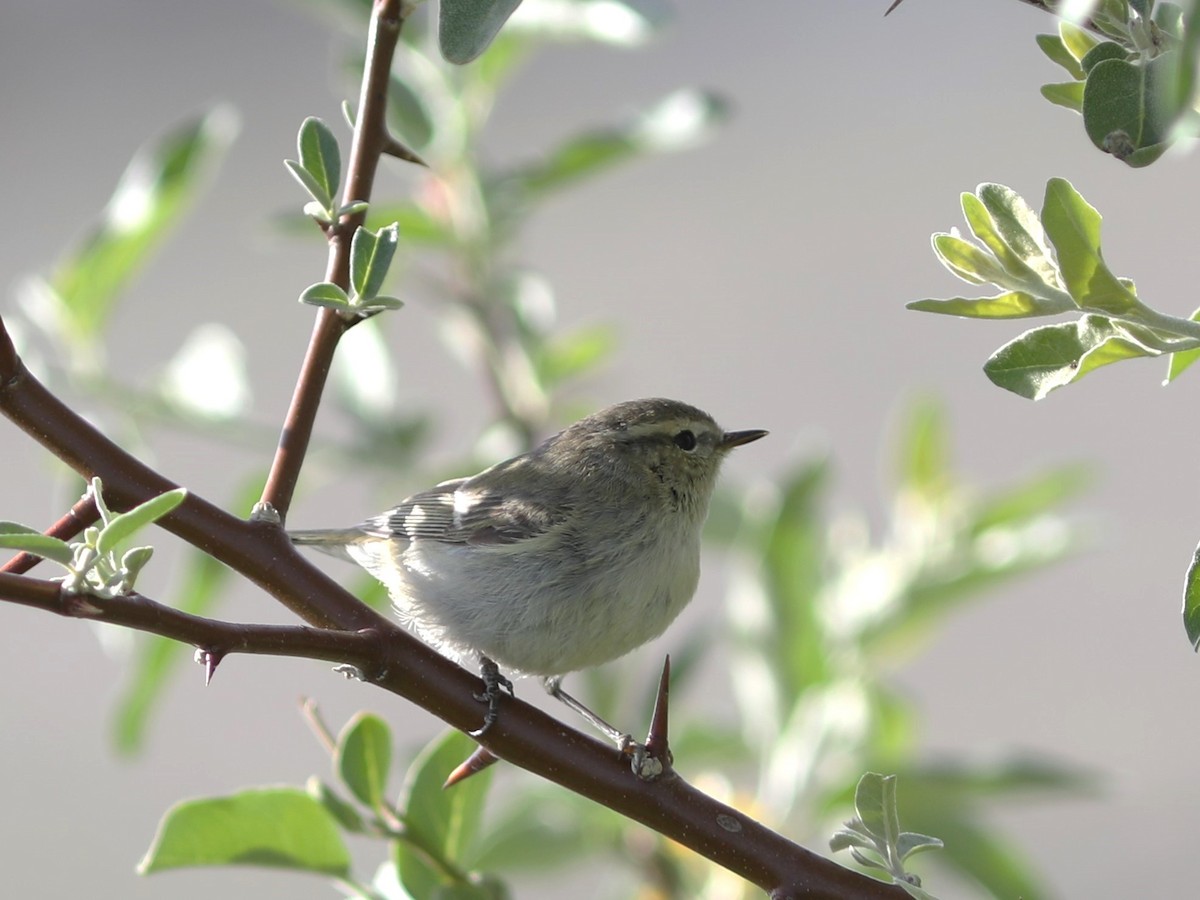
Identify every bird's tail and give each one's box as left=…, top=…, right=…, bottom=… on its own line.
left=289, top=527, right=370, bottom=564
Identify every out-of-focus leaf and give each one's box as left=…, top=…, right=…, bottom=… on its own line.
left=439, top=0, right=525, bottom=64
left=113, top=549, right=229, bottom=754
left=336, top=712, right=393, bottom=810
left=1041, top=179, right=1140, bottom=314
left=901, top=756, right=1097, bottom=800
left=1184, top=538, right=1200, bottom=649
left=895, top=397, right=950, bottom=498
left=388, top=71, right=435, bottom=150
left=138, top=787, right=350, bottom=876
left=306, top=777, right=367, bottom=834
left=51, top=107, right=236, bottom=338
left=396, top=730, right=494, bottom=896
left=1041, top=80, right=1086, bottom=111
left=161, top=323, right=251, bottom=420
left=496, top=89, right=727, bottom=201
left=897, top=808, right=1047, bottom=900
left=906, top=292, right=1056, bottom=319
left=533, top=323, right=616, bottom=386
left=471, top=788, right=610, bottom=872
left=113, top=473, right=262, bottom=755
left=756, top=461, right=832, bottom=700
left=970, top=464, right=1092, bottom=534
left=505, top=0, right=660, bottom=45
left=984, top=315, right=1159, bottom=400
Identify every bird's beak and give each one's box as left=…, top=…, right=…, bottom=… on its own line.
left=720, top=428, right=768, bottom=450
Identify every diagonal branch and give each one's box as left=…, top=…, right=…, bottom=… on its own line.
left=0, top=561, right=906, bottom=899
left=258, top=0, right=409, bottom=521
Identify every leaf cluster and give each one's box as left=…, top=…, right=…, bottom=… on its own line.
left=1037, top=1, right=1200, bottom=166
left=910, top=179, right=1200, bottom=399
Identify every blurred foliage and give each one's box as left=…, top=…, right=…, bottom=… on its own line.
left=0, top=1, right=1110, bottom=898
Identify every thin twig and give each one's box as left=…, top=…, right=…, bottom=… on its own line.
left=258, top=0, right=409, bottom=521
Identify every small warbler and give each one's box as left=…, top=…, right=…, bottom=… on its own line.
left=291, top=398, right=766, bottom=742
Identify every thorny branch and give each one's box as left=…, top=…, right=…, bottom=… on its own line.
left=0, top=0, right=908, bottom=896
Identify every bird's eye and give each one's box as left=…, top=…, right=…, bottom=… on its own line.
left=673, top=429, right=697, bottom=451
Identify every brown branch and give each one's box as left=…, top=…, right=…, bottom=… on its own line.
left=258, top=0, right=409, bottom=520
left=0, top=2, right=908, bottom=895
left=0, top=564, right=905, bottom=899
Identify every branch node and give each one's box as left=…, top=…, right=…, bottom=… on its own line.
left=249, top=502, right=281, bottom=525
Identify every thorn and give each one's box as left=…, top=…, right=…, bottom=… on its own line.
left=884, top=0, right=905, bottom=14
left=195, top=648, right=225, bottom=685
left=443, top=746, right=501, bottom=788
left=636, top=655, right=673, bottom=781
left=382, top=134, right=428, bottom=167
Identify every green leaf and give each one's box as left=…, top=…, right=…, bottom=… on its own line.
left=138, top=787, right=350, bottom=876
left=1035, top=33, right=1085, bottom=79
left=983, top=315, right=1159, bottom=400
left=51, top=108, right=235, bottom=338
left=297, top=117, right=341, bottom=207
left=960, top=191, right=1044, bottom=283
left=533, top=324, right=617, bottom=386
left=930, top=234, right=1007, bottom=286
left=1041, top=81, right=1086, bottom=112
left=1059, top=21, right=1100, bottom=63
left=0, top=523, right=74, bottom=565
left=1041, top=178, right=1140, bottom=314
left=1083, top=55, right=1173, bottom=164
left=439, top=0, right=525, bottom=64
left=1165, top=306, right=1200, bottom=383
left=388, top=71, right=435, bottom=151
left=113, top=549, right=229, bottom=754
left=751, top=460, right=832, bottom=702
left=895, top=397, right=950, bottom=498
left=906, top=293, right=1057, bottom=319
left=350, top=224, right=399, bottom=301
left=285, top=160, right=334, bottom=215
left=306, top=777, right=367, bottom=834
left=970, top=464, right=1093, bottom=534
left=1184, top=538, right=1200, bottom=649
left=336, top=712, right=393, bottom=810
left=855, top=773, right=899, bottom=848
left=496, top=90, right=726, bottom=201
left=1079, top=41, right=1127, bottom=76
left=976, top=183, right=1061, bottom=289
left=95, top=488, right=187, bottom=556
left=396, top=730, right=494, bottom=897
left=299, top=282, right=351, bottom=309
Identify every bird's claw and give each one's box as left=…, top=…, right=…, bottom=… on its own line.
left=469, top=658, right=514, bottom=738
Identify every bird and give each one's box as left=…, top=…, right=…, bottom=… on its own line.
left=290, top=398, right=766, bottom=743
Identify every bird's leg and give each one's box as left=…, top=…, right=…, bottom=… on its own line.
left=543, top=675, right=643, bottom=759
left=469, top=656, right=514, bottom=738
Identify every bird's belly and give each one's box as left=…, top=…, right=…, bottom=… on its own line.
left=394, top=529, right=701, bottom=676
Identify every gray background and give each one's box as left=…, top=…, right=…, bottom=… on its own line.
left=2, top=1, right=1198, bottom=897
